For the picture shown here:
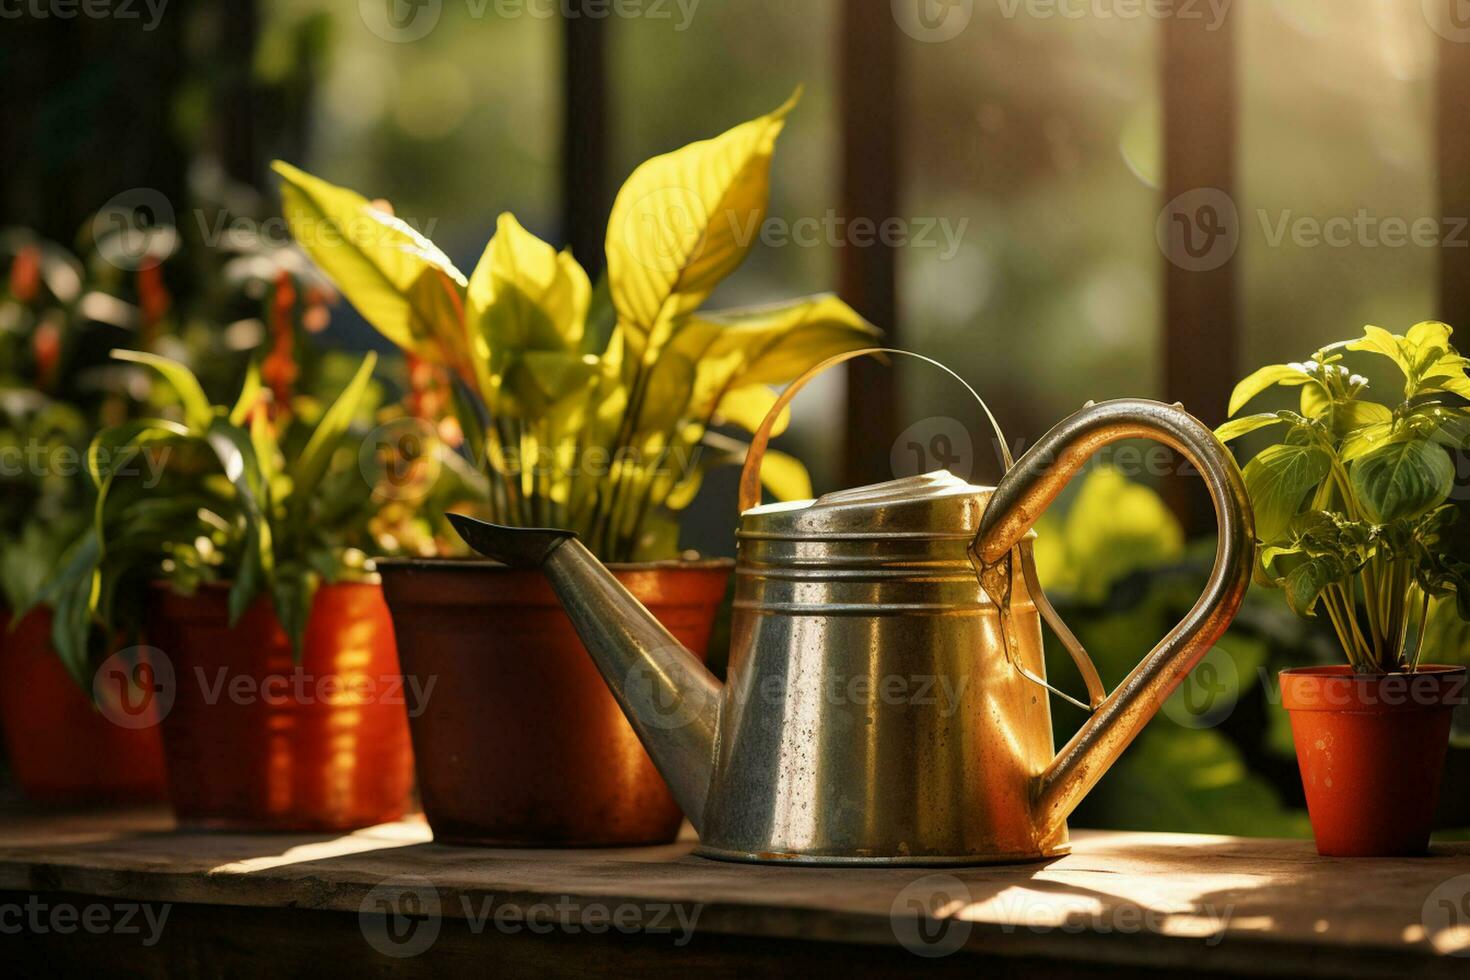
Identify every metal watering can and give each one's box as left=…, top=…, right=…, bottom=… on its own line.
left=450, top=350, right=1254, bottom=865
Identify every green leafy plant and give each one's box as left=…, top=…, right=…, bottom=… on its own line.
left=1218, top=322, right=1470, bottom=673
left=273, top=92, right=879, bottom=560
left=41, top=345, right=399, bottom=680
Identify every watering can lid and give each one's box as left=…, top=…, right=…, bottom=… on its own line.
left=739, top=471, right=998, bottom=540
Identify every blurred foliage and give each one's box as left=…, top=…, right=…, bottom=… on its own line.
left=1036, top=466, right=1316, bottom=838
left=0, top=229, right=137, bottom=612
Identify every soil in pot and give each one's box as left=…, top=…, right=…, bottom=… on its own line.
left=0, top=608, right=169, bottom=804
left=145, top=581, right=414, bottom=831
left=1281, top=665, right=1468, bottom=857
left=380, top=558, right=732, bottom=847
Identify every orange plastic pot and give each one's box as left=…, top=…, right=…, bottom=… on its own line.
left=380, top=558, right=731, bottom=847
left=1281, top=665, right=1468, bottom=857
left=0, top=608, right=168, bottom=804
left=145, top=581, right=414, bottom=831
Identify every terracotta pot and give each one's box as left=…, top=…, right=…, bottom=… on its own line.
left=0, top=608, right=168, bottom=804
left=1281, top=665, right=1468, bottom=857
left=379, top=558, right=731, bottom=847
left=145, top=581, right=414, bottom=831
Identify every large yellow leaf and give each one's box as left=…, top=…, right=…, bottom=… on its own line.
left=605, top=91, right=799, bottom=365
left=662, top=431, right=811, bottom=511
left=502, top=350, right=600, bottom=420
left=467, top=214, right=591, bottom=385
left=700, top=293, right=878, bottom=384
left=715, top=384, right=789, bottom=436
left=671, top=293, right=878, bottom=430
left=404, top=265, right=477, bottom=390
left=272, top=161, right=465, bottom=354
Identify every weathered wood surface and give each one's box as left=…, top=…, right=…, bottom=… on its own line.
left=2, top=809, right=1469, bottom=977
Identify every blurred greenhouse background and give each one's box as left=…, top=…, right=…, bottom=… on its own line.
left=4, top=0, right=1469, bottom=836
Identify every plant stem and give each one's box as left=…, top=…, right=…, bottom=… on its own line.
left=1411, top=588, right=1432, bottom=672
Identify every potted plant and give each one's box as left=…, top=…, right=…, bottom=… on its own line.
left=0, top=229, right=168, bottom=803
left=1219, top=321, right=1470, bottom=856
left=273, top=93, right=879, bottom=845
left=43, top=311, right=437, bottom=829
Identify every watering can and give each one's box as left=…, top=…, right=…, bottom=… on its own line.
left=449, top=350, right=1254, bottom=865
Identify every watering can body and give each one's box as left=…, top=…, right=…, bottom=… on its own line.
left=704, top=473, right=1064, bottom=863
left=451, top=382, right=1254, bottom=866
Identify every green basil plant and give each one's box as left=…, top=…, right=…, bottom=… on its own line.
left=1218, top=322, right=1470, bottom=673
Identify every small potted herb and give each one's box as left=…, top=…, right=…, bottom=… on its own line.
left=45, top=310, right=429, bottom=830
left=274, top=93, right=879, bottom=845
left=1219, top=322, right=1470, bottom=856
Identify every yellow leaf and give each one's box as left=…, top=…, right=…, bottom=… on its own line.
left=756, top=447, right=813, bottom=502
left=1299, top=379, right=1329, bottom=419
left=605, top=90, right=799, bottom=365
left=229, top=361, right=263, bottom=427
left=1339, top=421, right=1401, bottom=462
left=1347, top=324, right=1412, bottom=375
left=673, top=293, right=878, bottom=427
left=702, top=293, right=878, bottom=385
left=1432, top=371, right=1470, bottom=401
left=272, top=161, right=465, bottom=354
left=1407, top=320, right=1453, bottom=353
left=404, top=266, right=477, bottom=390
left=467, top=214, right=591, bottom=387
left=1227, top=363, right=1307, bottom=417
left=716, top=384, right=789, bottom=436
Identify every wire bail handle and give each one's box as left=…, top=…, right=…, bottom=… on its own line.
left=737, top=347, right=1107, bottom=713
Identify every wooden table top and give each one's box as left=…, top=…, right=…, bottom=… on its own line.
left=2, top=808, right=1469, bottom=977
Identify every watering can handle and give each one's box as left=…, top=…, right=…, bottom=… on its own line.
left=973, top=398, right=1255, bottom=834
left=737, top=347, right=1108, bottom=711
left=737, top=347, right=1010, bottom=511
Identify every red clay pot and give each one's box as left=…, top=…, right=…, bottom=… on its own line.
left=1281, top=665, right=1468, bottom=857
left=379, top=558, right=731, bottom=847
left=145, top=581, right=414, bottom=831
left=0, top=608, right=168, bottom=804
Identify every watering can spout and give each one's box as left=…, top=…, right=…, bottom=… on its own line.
left=447, top=515, right=723, bottom=832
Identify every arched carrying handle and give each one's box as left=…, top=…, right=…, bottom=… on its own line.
left=738, top=348, right=1108, bottom=711
left=738, top=347, right=1012, bottom=513
left=973, top=399, right=1255, bottom=836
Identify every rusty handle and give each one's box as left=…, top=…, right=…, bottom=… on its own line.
left=974, top=399, right=1255, bottom=835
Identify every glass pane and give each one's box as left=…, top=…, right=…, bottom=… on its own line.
left=1241, top=0, right=1436, bottom=372
left=903, top=8, right=1161, bottom=472
left=274, top=0, right=561, bottom=270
